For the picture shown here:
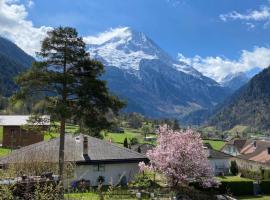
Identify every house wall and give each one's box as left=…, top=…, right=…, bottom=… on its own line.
left=222, top=145, right=239, bottom=156
left=209, top=158, right=230, bottom=175
left=73, top=162, right=140, bottom=186
left=2, top=126, right=45, bottom=148
left=235, top=158, right=270, bottom=171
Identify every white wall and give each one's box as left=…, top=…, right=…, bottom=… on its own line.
left=209, top=159, right=230, bottom=175
left=73, top=163, right=140, bottom=186
left=222, top=145, right=239, bottom=156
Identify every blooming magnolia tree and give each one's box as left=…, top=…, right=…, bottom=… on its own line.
left=144, top=126, right=216, bottom=187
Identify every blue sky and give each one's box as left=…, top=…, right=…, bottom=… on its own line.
left=24, top=0, right=270, bottom=58
left=1, top=0, right=270, bottom=81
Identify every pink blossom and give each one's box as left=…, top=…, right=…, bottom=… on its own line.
left=146, top=125, right=216, bottom=187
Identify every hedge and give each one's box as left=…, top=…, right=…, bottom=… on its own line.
left=219, top=181, right=254, bottom=196
left=260, top=180, right=270, bottom=194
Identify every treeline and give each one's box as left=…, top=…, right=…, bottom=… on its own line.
left=111, top=112, right=180, bottom=131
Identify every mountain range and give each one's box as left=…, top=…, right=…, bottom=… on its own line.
left=0, top=27, right=267, bottom=129
left=86, top=27, right=230, bottom=121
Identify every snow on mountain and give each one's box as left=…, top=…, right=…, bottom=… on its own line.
left=85, top=27, right=202, bottom=77
left=221, top=72, right=249, bottom=91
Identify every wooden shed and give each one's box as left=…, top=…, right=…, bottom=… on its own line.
left=0, top=115, right=50, bottom=148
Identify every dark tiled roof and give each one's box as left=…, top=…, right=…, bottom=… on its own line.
left=0, top=134, right=147, bottom=165
left=208, top=149, right=232, bottom=159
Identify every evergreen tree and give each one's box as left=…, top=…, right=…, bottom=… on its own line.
left=13, top=27, right=125, bottom=198
left=123, top=137, right=128, bottom=148
left=230, top=160, right=239, bottom=176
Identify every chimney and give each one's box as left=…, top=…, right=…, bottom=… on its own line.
left=83, top=136, right=88, bottom=156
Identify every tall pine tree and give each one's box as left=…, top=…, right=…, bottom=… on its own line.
left=14, top=27, right=125, bottom=198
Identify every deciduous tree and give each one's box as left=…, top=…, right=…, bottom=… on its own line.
left=146, top=126, right=216, bottom=187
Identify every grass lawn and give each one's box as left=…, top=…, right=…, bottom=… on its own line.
left=102, top=128, right=156, bottom=145
left=0, top=147, right=11, bottom=157
left=237, top=195, right=270, bottom=200
left=65, top=192, right=142, bottom=200
left=203, top=139, right=225, bottom=151
left=217, top=176, right=253, bottom=182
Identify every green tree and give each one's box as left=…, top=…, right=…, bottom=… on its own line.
left=230, top=160, right=239, bottom=176
left=13, top=27, right=124, bottom=198
left=123, top=137, right=128, bottom=148
left=141, top=122, right=152, bottom=138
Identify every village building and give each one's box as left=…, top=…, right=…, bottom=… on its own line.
left=221, top=138, right=270, bottom=170
left=0, top=115, right=50, bottom=148
left=0, top=134, right=148, bottom=187
left=204, top=144, right=232, bottom=175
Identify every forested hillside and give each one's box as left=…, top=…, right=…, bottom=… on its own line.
left=209, top=66, right=270, bottom=131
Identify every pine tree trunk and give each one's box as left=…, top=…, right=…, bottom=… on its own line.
left=58, top=118, right=66, bottom=199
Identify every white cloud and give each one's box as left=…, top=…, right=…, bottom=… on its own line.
left=178, top=47, right=270, bottom=82
left=220, top=3, right=270, bottom=29
left=84, top=27, right=131, bottom=45
left=0, top=0, right=51, bottom=56
left=27, top=0, right=34, bottom=8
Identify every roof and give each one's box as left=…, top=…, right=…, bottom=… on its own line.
left=222, top=139, right=253, bottom=152
left=0, top=115, right=50, bottom=126
left=208, top=149, right=232, bottom=159
left=0, top=134, right=147, bottom=165
left=236, top=140, right=270, bottom=164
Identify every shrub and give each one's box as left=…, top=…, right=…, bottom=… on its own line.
left=219, top=181, right=253, bottom=195
left=230, top=161, right=238, bottom=176
left=240, top=168, right=262, bottom=180
left=260, top=180, right=270, bottom=194
left=130, top=137, right=139, bottom=145
left=130, top=173, right=153, bottom=189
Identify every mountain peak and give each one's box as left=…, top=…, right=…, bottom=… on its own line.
left=85, top=27, right=202, bottom=77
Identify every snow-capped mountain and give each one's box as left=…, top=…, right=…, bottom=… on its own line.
left=85, top=27, right=230, bottom=122
left=221, top=72, right=249, bottom=91
left=86, top=27, right=202, bottom=78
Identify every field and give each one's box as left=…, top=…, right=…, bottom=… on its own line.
left=217, top=176, right=253, bottom=182
left=0, top=147, right=11, bottom=157
left=65, top=192, right=142, bottom=200
left=0, top=126, right=3, bottom=144
left=203, top=139, right=225, bottom=150
left=102, top=128, right=155, bottom=144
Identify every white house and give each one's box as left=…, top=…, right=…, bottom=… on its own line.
left=204, top=145, right=232, bottom=175
left=0, top=134, right=148, bottom=186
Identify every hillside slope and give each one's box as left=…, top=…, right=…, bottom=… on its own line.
left=0, top=37, right=34, bottom=96
left=209, top=66, right=270, bottom=131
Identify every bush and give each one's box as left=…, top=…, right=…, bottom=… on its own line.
left=260, top=180, right=270, bottom=194
left=240, top=168, right=262, bottom=180
left=130, top=137, right=139, bottom=145
left=219, top=181, right=254, bottom=195
left=230, top=161, right=238, bottom=176
left=130, top=173, right=153, bottom=189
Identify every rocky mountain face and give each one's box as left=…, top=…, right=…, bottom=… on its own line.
left=86, top=27, right=230, bottom=121
left=209, top=66, right=270, bottom=131
left=221, top=72, right=249, bottom=91
left=0, top=37, right=34, bottom=96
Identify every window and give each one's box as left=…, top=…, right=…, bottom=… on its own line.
left=93, top=164, right=105, bottom=172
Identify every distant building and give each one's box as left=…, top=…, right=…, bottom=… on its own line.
left=0, top=115, right=50, bottom=148
left=221, top=138, right=270, bottom=170
left=0, top=134, right=148, bottom=187
left=204, top=144, right=232, bottom=175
